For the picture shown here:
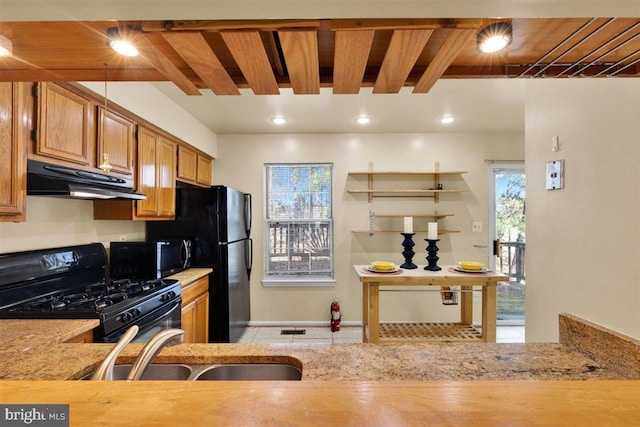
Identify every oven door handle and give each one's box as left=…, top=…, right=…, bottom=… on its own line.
left=135, top=299, right=182, bottom=332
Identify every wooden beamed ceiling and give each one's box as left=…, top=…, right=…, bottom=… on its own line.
left=0, top=18, right=638, bottom=96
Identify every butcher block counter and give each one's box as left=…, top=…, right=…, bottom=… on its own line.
left=1, top=314, right=639, bottom=425
left=2, top=380, right=639, bottom=426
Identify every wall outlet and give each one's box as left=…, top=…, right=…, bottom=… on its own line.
left=118, top=235, right=127, bottom=241
left=472, top=221, right=482, bottom=232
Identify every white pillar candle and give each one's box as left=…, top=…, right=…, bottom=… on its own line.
left=428, top=222, right=438, bottom=240
left=403, top=217, right=413, bottom=233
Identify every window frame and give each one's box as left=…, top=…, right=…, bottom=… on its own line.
left=262, top=163, right=335, bottom=287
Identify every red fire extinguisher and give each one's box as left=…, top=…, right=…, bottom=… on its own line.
left=330, top=300, right=341, bottom=332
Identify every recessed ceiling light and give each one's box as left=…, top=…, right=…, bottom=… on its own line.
left=110, top=40, right=139, bottom=57
left=271, top=117, right=286, bottom=125
left=356, top=116, right=370, bottom=125
left=477, top=22, right=513, bottom=53
left=0, top=34, right=13, bottom=57
left=440, top=116, right=455, bottom=124
left=107, top=27, right=139, bottom=57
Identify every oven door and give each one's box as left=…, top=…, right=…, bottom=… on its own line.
left=102, top=298, right=182, bottom=343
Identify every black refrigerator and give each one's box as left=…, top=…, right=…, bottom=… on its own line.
left=147, top=186, right=252, bottom=343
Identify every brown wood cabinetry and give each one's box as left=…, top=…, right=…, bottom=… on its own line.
left=197, top=154, right=212, bottom=186
left=177, top=144, right=212, bottom=187
left=177, top=144, right=197, bottom=182
left=181, top=276, right=209, bottom=343
left=34, top=82, right=95, bottom=166
left=0, top=82, right=27, bottom=222
left=97, top=106, right=135, bottom=176
left=94, top=126, right=176, bottom=220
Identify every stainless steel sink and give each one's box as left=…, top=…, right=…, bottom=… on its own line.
left=82, top=364, right=193, bottom=380
left=81, top=363, right=301, bottom=381
left=193, top=364, right=302, bottom=381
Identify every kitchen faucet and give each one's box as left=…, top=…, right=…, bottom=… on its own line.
left=126, top=328, right=184, bottom=380
left=91, top=326, right=184, bottom=380
left=91, top=325, right=140, bottom=380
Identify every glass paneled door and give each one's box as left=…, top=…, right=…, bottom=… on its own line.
left=489, top=163, right=526, bottom=325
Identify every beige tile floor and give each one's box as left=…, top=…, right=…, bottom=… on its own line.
left=238, top=325, right=525, bottom=344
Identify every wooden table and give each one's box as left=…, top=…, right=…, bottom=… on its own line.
left=354, top=265, right=507, bottom=344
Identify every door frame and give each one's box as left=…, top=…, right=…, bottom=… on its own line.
left=488, top=162, right=525, bottom=271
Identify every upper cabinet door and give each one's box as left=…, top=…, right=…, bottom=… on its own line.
left=196, top=154, right=212, bottom=186
left=177, top=144, right=197, bottom=183
left=0, top=82, right=26, bottom=222
left=136, top=126, right=159, bottom=217
left=36, top=82, right=95, bottom=166
left=156, top=137, right=176, bottom=218
left=97, top=106, right=135, bottom=176
left=177, top=143, right=212, bottom=187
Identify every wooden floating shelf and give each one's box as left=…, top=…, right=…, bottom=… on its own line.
left=378, top=322, right=482, bottom=343
left=352, top=230, right=460, bottom=235
left=372, top=214, right=454, bottom=218
left=347, top=189, right=465, bottom=194
left=348, top=171, right=468, bottom=176
left=347, top=162, right=467, bottom=203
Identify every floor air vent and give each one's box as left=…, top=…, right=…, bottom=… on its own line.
left=281, top=329, right=306, bottom=335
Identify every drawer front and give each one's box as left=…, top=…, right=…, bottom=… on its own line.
left=182, top=276, right=209, bottom=305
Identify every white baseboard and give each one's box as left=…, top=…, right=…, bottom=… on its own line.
left=248, top=320, right=362, bottom=328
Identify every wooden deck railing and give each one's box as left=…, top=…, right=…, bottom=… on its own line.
left=497, top=235, right=525, bottom=283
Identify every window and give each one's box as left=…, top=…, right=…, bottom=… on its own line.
left=264, top=163, right=333, bottom=286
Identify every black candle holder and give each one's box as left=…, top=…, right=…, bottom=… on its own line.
left=400, top=233, right=417, bottom=269
left=424, top=239, right=441, bottom=271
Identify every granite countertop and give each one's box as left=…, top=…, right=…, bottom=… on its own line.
left=0, top=317, right=631, bottom=381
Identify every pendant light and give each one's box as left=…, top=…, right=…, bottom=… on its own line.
left=99, top=64, right=113, bottom=174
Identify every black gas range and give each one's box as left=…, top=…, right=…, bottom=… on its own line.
left=0, top=243, right=182, bottom=343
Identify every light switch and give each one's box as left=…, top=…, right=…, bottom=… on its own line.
left=546, top=160, right=563, bottom=190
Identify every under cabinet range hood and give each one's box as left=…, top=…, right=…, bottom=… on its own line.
left=27, top=160, right=147, bottom=200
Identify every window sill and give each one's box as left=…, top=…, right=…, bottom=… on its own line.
left=262, top=277, right=336, bottom=287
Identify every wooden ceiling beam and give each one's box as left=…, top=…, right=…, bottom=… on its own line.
left=332, top=18, right=481, bottom=31
left=143, top=19, right=323, bottom=32
left=333, top=30, right=375, bottom=94
left=277, top=29, right=320, bottom=94
left=373, top=29, right=433, bottom=94
left=220, top=30, right=280, bottom=95
left=133, top=30, right=202, bottom=96
left=162, top=32, right=240, bottom=95
left=413, top=28, right=477, bottom=94
left=0, top=69, right=166, bottom=82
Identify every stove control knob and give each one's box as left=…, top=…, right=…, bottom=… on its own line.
left=132, top=308, right=142, bottom=318
left=160, top=292, right=176, bottom=303
left=120, top=312, right=133, bottom=323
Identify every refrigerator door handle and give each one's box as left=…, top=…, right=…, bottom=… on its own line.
left=244, top=193, right=252, bottom=238
left=246, top=238, right=253, bottom=280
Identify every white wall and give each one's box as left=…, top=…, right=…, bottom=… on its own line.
left=0, top=197, right=144, bottom=253
left=524, top=78, right=640, bottom=341
left=215, top=132, right=524, bottom=323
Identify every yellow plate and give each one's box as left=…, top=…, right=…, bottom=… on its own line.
left=459, top=261, right=484, bottom=270
left=371, top=261, right=394, bottom=271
